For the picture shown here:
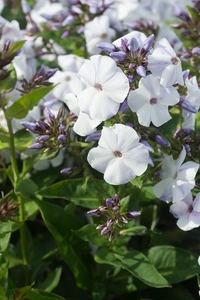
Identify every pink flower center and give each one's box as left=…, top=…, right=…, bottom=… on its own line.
left=101, top=33, right=107, bottom=39
left=150, top=97, right=158, bottom=105
left=94, top=83, right=103, bottom=91
left=171, top=57, right=179, bottom=65
left=114, top=151, right=122, bottom=157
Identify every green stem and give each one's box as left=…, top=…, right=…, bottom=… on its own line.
left=3, top=108, right=30, bottom=284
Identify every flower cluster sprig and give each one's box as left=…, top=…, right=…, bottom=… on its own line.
left=87, top=194, right=140, bottom=241
left=21, top=108, right=72, bottom=152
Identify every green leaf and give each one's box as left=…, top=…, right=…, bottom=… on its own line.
left=95, top=248, right=171, bottom=288
left=6, top=85, right=56, bottom=119
left=0, top=286, right=7, bottom=300
left=0, top=130, right=33, bottom=151
left=35, top=199, right=91, bottom=289
left=119, top=225, right=154, bottom=236
left=39, top=148, right=60, bottom=160
left=92, top=282, right=106, bottom=300
left=13, top=285, right=32, bottom=300
left=0, top=63, right=16, bottom=93
left=7, top=40, right=26, bottom=56
left=74, top=224, right=109, bottom=247
left=16, top=178, right=38, bottom=198
left=145, top=245, right=200, bottom=284
left=37, top=178, right=102, bottom=209
left=37, top=267, right=62, bottom=292
left=0, top=221, right=12, bottom=252
left=27, top=289, right=65, bottom=300
left=186, top=5, right=199, bottom=19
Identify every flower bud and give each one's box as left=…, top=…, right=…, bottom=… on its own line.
left=97, top=42, right=116, bottom=54
left=110, top=51, right=126, bottom=62
left=155, top=135, right=170, bottom=147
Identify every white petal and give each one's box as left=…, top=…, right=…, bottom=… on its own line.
left=178, top=161, right=199, bottom=181
left=73, top=112, right=100, bottom=136
left=78, top=59, right=96, bottom=86
left=137, top=103, right=152, bottom=127
left=161, top=156, right=176, bottom=179
left=170, top=201, right=189, bottom=218
left=104, top=158, right=136, bottom=185
left=87, top=147, right=115, bottom=174
left=64, top=93, right=80, bottom=116
left=172, top=179, right=195, bottom=203
left=193, top=193, right=200, bottom=212
left=90, top=55, right=117, bottom=84
left=151, top=104, right=171, bottom=127
left=175, top=148, right=186, bottom=169
left=177, top=212, right=200, bottom=231
left=153, top=177, right=174, bottom=202
left=128, top=89, right=149, bottom=112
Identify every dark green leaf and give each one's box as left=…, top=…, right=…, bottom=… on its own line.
left=95, top=248, right=171, bottom=288
left=6, top=85, right=56, bottom=119
left=16, top=178, right=38, bottom=198
left=0, top=130, right=33, bottom=151
left=119, top=225, right=151, bottom=236
left=145, top=246, right=200, bottom=284
left=7, top=40, right=26, bottom=56
left=0, top=286, right=7, bottom=300
left=37, top=267, right=62, bottom=292
left=13, top=285, right=32, bottom=300
left=35, top=199, right=91, bottom=289
left=74, top=224, right=109, bottom=247
left=37, top=178, right=102, bottom=209
left=0, top=63, right=16, bottom=93
left=27, top=289, right=65, bottom=300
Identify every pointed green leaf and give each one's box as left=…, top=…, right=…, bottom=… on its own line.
left=7, top=40, right=26, bottom=56
left=6, top=85, right=56, bottom=119
left=37, top=267, right=62, bottom=292
left=13, top=285, right=32, bottom=300
left=95, top=248, right=171, bottom=288
left=74, top=224, right=109, bottom=247
left=27, top=289, right=65, bottom=300
left=145, top=245, right=200, bottom=284
left=0, top=63, right=16, bottom=93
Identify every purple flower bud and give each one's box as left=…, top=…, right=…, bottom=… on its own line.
left=38, top=135, right=50, bottom=142
left=184, top=144, right=191, bottom=152
left=127, top=38, right=139, bottom=52
left=136, top=65, right=146, bottom=77
left=58, top=134, right=66, bottom=144
left=140, top=140, right=154, bottom=152
left=60, top=167, right=75, bottom=175
left=99, top=206, right=108, bottom=213
left=40, top=13, right=52, bottom=21
left=126, top=211, right=140, bottom=218
left=119, top=99, right=129, bottom=113
left=45, top=68, right=58, bottom=80
left=181, top=29, right=191, bottom=36
left=97, top=42, right=116, bottom=54
left=105, top=198, right=114, bottom=207
left=120, top=216, right=128, bottom=224
left=61, top=31, right=70, bottom=38
left=129, top=63, right=136, bottom=70
left=87, top=209, right=101, bottom=216
left=174, top=5, right=191, bottom=21
left=28, top=143, right=45, bottom=149
left=128, top=75, right=135, bottom=83
left=182, top=69, right=190, bottom=82
left=113, top=194, right=120, bottom=204
left=126, top=122, right=134, bottom=128
left=155, top=135, right=171, bottom=147
left=140, top=34, right=154, bottom=55
left=110, top=51, right=126, bottom=62
left=173, top=127, right=181, bottom=138
left=121, top=38, right=129, bottom=52
left=21, top=121, right=37, bottom=133
left=21, top=0, right=31, bottom=14
left=148, top=155, right=154, bottom=167
left=101, top=227, right=110, bottom=236
left=36, top=120, right=49, bottom=131
left=85, top=131, right=101, bottom=142
left=180, top=100, right=197, bottom=113
left=112, top=206, right=120, bottom=212
left=192, top=47, right=200, bottom=55
left=62, top=15, right=74, bottom=26
left=170, top=23, right=184, bottom=29
left=107, top=218, right=114, bottom=228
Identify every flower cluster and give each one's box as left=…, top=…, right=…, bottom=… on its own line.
left=87, top=194, right=140, bottom=241
left=21, top=108, right=71, bottom=152
left=0, top=197, right=20, bottom=222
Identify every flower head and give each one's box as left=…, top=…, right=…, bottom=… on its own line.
left=87, top=124, right=149, bottom=185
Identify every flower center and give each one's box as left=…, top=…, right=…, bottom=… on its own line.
left=171, top=57, right=179, bottom=65
left=188, top=204, right=193, bottom=213
left=150, top=97, right=158, bottom=105
left=65, top=76, right=71, bottom=81
left=101, top=33, right=107, bottom=39
left=114, top=150, right=122, bottom=157
left=94, top=83, right=103, bottom=91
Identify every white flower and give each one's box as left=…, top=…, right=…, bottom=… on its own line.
left=153, top=148, right=199, bottom=203
left=84, top=15, right=116, bottom=54
left=113, top=30, right=147, bottom=49
left=182, top=76, right=200, bottom=130
left=128, top=74, right=180, bottom=127
left=64, top=76, right=101, bottom=136
left=78, top=55, right=130, bottom=121
left=148, top=38, right=184, bottom=87
left=170, top=192, right=200, bottom=231
left=87, top=124, right=149, bottom=185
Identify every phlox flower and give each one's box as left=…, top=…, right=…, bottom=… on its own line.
left=64, top=76, right=101, bottom=136
left=148, top=38, right=184, bottom=87
left=78, top=55, right=130, bottom=121
left=84, top=15, right=116, bottom=54
left=170, top=192, right=200, bottom=231
left=182, top=76, right=200, bottom=130
left=153, top=148, right=199, bottom=203
left=87, top=124, right=149, bottom=185
left=128, top=74, right=180, bottom=127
